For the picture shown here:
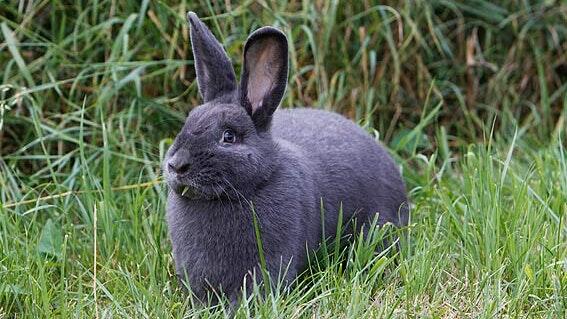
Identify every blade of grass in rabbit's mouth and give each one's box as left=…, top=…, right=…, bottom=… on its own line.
left=182, top=186, right=190, bottom=197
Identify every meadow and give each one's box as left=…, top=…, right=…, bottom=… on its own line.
left=0, top=1, right=566, bottom=318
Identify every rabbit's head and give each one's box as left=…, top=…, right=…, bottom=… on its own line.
left=164, top=12, right=288, bottom=200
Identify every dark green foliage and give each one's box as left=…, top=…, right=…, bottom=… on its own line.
left=0, top=1, right=565, bottom=317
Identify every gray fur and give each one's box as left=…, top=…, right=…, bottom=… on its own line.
left=164, top=12, right=408, bottom=304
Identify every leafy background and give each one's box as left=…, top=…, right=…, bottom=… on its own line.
left=0, top=1, right=566, bottom=318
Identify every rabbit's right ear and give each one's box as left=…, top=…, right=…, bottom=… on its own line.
left=240, top=27, right=288, bottom=131
left=187, top=12, right=237, bottom=102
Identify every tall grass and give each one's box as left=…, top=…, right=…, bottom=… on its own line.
left=0, top=0, right=566, bottom=317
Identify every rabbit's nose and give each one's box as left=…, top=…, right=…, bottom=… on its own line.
left=168, top=161, right=191, bottom=175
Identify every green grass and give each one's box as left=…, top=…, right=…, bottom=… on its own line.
left=0, top=1, right=566, bottom=318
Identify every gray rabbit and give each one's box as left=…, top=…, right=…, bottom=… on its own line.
left=164, top=12, right=408, bottom=304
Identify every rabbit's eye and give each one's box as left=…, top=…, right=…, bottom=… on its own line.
left=222, top=129, right=236, bottom=144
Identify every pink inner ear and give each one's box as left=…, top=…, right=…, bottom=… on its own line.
left=246, top=38, right=280, bottom=113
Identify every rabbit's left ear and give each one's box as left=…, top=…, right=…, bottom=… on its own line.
left=240, top=27, right=288, bottom=131
left=187, top=12, right=237, bottom=103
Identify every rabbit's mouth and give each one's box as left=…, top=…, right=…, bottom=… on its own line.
left=170, top=180, right=228, bottom=201
left=172, top=183, right=204, bottom=200
left=180, top=185, right=199, bottom=199
left=165, top=165, right=233, bottom=200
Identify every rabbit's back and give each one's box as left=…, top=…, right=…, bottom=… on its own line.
left=272, top=108, right=408, bottom=234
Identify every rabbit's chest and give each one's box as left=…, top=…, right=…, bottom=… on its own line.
left=187, top=211, right=257, bottom=258
left=168, top=202, right=258, bottom=262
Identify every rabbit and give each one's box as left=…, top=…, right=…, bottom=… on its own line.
left=164, top=11, right=409, bottom=305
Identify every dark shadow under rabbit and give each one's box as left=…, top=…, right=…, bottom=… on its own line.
left=164, top=12, right=408, bottom=305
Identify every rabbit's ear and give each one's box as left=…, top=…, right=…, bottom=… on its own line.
left=240, top=27, right=288, bottom=130
left=187, top=12, right=237, bottom=102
